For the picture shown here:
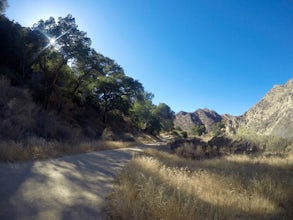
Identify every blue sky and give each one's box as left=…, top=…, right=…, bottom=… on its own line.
left=5, top=0, right=293, bottom=115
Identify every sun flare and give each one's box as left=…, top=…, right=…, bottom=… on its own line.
left=49, top=37, right=56, bottom=46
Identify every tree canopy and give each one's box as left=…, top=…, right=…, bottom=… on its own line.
left=0, top=13, right=175, bottom=136
left=0, top=0, right=8, bottom=14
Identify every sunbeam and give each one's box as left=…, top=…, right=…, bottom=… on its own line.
left=55, top=27, right=73, bottom=41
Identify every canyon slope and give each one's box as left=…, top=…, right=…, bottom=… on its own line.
left=234, top=78, right=293, bottom=139
left=175, top=78, right=293, bottom=140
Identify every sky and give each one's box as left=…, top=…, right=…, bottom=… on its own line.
left=5, top=0, right=293, bottom=116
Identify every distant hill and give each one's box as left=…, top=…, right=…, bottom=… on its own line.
left=174, top=108, right=222, bottom=133
left=175, top=78, right=293, bottom=140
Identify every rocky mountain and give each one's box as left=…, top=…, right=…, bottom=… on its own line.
left=174, top=108, right=222, bottom=133
left=232, top=78, right=293, bottom=140
left=175, top=78, right=293, bottom=140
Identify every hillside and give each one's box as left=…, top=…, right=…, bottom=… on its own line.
left=235, top=78, right=293, bottom=140
left=174, top=108, right=222, bottom=133
left=175, top=78, right=293, bottom=141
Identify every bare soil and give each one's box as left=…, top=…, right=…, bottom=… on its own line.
left=0, top=145, right=166, bottom=220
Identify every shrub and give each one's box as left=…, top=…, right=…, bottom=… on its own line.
left=175, top=143, right=205, bottom=159
left=180, top=131, right=188, bottom=138
left=192, top=124, right=206, bottom=136
left=171, top=130, right=180, bottom=137
left=211, top=121, right=225, bottom=136
left=0, top=78, right=38, bottom=140
left=0, top=77, right=80, bottom=142
left=174, top=126, right=182, bottom=131
left=234, top=133, right=292, bottom=153
left=34, top=111, right=74, bottom=141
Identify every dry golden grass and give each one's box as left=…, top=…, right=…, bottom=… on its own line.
left=108, top=149, right=293, bottom=219
left=0, top=138, right=137, bottom=162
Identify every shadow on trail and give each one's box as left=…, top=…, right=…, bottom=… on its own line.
left=0, top=161, right=34, bottom=220
left=0, top=147, right=145, bottom=220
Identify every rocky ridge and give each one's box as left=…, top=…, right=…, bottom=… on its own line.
left=174, top=108, right=222, bottom=133
left=235, top=78, right=293, bottom=140
left=175, top=78, right=293, bottom=140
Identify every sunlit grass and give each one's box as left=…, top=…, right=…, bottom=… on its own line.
left=108, top=149, right=293, bottom=219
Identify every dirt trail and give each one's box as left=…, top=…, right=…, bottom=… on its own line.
left=0, top=145, right=161, bottom=220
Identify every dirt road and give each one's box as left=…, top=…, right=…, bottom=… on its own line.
left=0, top=146, right=150, bottom=220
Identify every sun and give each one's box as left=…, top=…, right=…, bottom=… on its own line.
left=49, top=37, right=56, bottom=46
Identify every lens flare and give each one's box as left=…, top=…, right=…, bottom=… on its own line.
left=28, top=27, right=73, bottom=66
left=49, top=37, right=56, bottom=46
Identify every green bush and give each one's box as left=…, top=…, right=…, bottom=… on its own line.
left=171, top=130, right=180, bottom=137
left=181, top=131, right=188, bottom=138
left=192, top=124, right=206, bottom=136
left=211, top=121, right=225, bottom=136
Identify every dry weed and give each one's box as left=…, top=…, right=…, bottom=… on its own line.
left=108, top=150, right=293, bottom=219
left=0, top=138, right=137, bottom=162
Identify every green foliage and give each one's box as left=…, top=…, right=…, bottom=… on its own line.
left=0, top=13, right=176, bottom=139
left=29, top=15, right=92, bottom=109
left=192, top=124, right=206, bottom=136
left=130, top=96, right=161, bottom=135
left=153, top=103, right=174, bottom=132
left=238, top=127, right=255, bottom=136
left=94, top=72, right=144, bottom=122
left=171, top=128, right=189, bottom=138
left=70, top=49, right=106, bottom=104
left=175, top=126, right=182, bottom=131
left=181, top=131, right=188, bottom=138
left=0, top=16, right=27, bottom=79
left=33, top=15, right=91, bottom=61
left=130, top=99, right=175, bottom=134
left=211, top=121, right=225, bottom=136
left=171, top=130, right=180, bottom=137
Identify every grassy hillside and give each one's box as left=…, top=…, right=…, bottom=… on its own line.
left=107, top=148, right=293, bottom=219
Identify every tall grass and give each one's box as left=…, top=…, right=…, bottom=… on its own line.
left=0, top=138, right=137, bottom=162
left=107, top=149, right=293, bottom=219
